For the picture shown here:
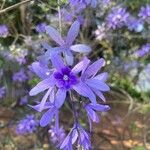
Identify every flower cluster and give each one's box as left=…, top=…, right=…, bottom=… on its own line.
left=139, top=5, right=150, bottom=24
left=68, top=0, right=97, bottom=8
left=16, top=115, right=39, bottom=135
left=0, top=24, right=9, bottom=38
left=126, top=16, right=144, bottom=32
left=106, top=7, right=129, bottom=29
left=134, top=43, right=150, bottom=57
left=49, top=125, right=66, bottom=146
left=29, top=20, right=110, bottom=149
left=13, top=69, right=28, bottom=82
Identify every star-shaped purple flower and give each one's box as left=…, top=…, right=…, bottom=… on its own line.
left=44, top=21, right=91, bottom=65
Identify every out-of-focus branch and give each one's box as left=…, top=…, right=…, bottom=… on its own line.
left=0, top=0, right=34, bottom=15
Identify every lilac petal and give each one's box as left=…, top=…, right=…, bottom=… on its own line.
left=86, top=79, right=110, bottom=91
left=72, top=57, right=90, bottom=74
left=44, top=47, right=61, bottom=59
left=84, top=58, right=105, bottom=78
left=40, top=108, right=55, bottom=127
left=45, top=26, right=64, bottom=45
left=93, top=72, right=108, bottom=81
left=39, top=88, right=53, bottom=112
left=70, top=44, right=91, bottom=53
left=64, top=51, right=74, bottom=66
left=73, top=82, right=96, bottom=104
left=49, top=89, right=55, bottom=103
left=85, top=106, right=99, bottom=123
left=51, top=54, right=64, bottom=70
left=55, top=89, right=67, bottom=108
left=66, top=21, right=80, bottom=46
left=31, top=62, right=50, bottom=79
left=71, top=129, right=78, bottom=144
left=29, top=77, right=54, bottom=96
left=93, top=89, right=106, bottom=102
left=60, top=133, right=71, bottom=149
left=89, top=103, right=110, bottom=112
left=29, top=102, right=52, bottom=112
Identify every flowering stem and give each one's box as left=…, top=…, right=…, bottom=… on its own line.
left=69, top=92, right=79, bottom=125
left=57, top=0, right=62, bottom=35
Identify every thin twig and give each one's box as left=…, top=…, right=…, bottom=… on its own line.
left=0, top=0, right=34, bottom=14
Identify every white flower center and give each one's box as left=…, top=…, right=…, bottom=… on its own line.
left=63, top=75, right=69, bottom=81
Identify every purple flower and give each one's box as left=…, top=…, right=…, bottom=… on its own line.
left=69, top=0, right=97, bottom=8
left=85, top=103, right=110, bottom=123
left=85, top=103, right=110, bottom=130
left=74, top=57, right=110, bottom=103
left=126, top=16, right=144, bottom=32
left=60, top=123, right=91, bottom=150
left=29, top=55, right=79, bottom=111
left=13, top=69, right=28, bottom=82
left=45, top=21, right=91, bottom=65
left=124, top=61, right=140, bottom=71
left=36, top=23, right=47, bottom=33
left=0, top=86, right=5, bottom=99
left=106, top=7, right=129, bottom=29
left=19, top=95, right=28, bottom=105
left=16, top=115, right=39, bottom=135
left=138, top=5, right=150, bottom=24
left=0, top=24, right=9, bottom=38
left=49, top=125, right=66, bottom=146
left=134, top=43, right=150, bottom=57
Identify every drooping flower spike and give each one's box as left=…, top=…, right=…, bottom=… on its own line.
left=44, top=21, right=91, bottom=65
left=60, top=123, right=91, bottom=150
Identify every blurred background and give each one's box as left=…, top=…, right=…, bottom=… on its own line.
left=0, top=0, right=150, bottom=149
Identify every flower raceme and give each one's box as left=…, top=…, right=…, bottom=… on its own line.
left=29, top=55, right=109, bottom=112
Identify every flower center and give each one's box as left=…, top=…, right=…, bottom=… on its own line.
left=63, top=75, right=69, bottom=81
left=53, top=67, right=78, bottom=89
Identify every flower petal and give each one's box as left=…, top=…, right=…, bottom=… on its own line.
left=51, top=54, right=65, bottom=70
left=64, top=51, right=74, bottom=66
left=86, top=79, right=110, bottom=91
left=70, top=44, right=91, bottom=53
left=31, top=62, right=51, bottom=79
left=72, top=57, right=90, bottom=74
left=45, top=26, right=64, bottom=45
left=85, top=106, right=99, bottom=123
left=93, top=72, right=108, bottom=81
left=55, top=89, right=67, bottom=108
left=84, top=58, right=105, bottom=78
left=66, top=21, right=80, bottom=45
left=73, top=82, right=96, bottom=104
left=93, top=89, right=106, bottom=102
left=40, top=108, right=55, bottom=127
left=88, top=103, right=110, bottom=112
left=60, top=133, right=71, bottom=149
left=29, top=77, right=54, bottom=96
left=38, top=88, right=53, bottom=112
